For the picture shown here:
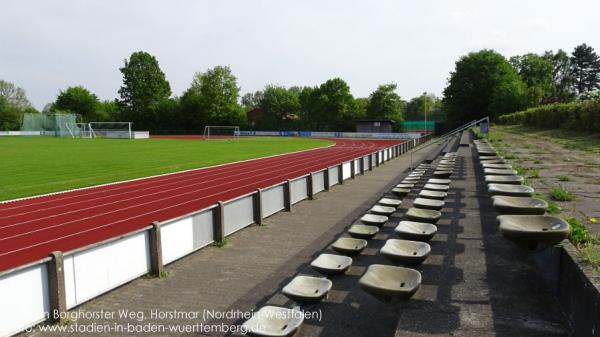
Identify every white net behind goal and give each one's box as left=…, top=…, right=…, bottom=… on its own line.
left=203, top=126, right=240, bottom=139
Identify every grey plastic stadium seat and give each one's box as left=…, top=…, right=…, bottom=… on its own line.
left=483, top=168, right=518, bottom=175
left=331, top=237, right=368, bottom=255
left=405, top=207, right=442, bottom=223
left=360, top=213, right=389, bottom=226
left=241, top=306, right=303, bottom=337
left=418, top=189, right=447, bottom=200
left=423, top=183, right=450, bottom=192
left=488, top=184, right=534, bottom=197
left=282, top=275, right=332, bottom=303
left=310, top=253, right=352, bottom=275
left=433, top=170, right=452, bottom=178
left=479, top=155, right=503, bottom=161
left=392, top=187, right=411, bottom=197
left=492, top=196, right=548, bottom=215
left=478, top=150, right=497, bottom=156
left=485, top=175, right=524, bottom=185
left=359, top=264, right=421, bottom=301
left=427, top=178, right=451, bottom=185
left=380, top=239, right=431, bottom=265
left=378, top=197, right=402, bottom=207
left=480, top=159, right=506, bottom=164
left=348, top=224, right=380, bottom=239
left=395, top=221, right=437, bottom=241
left=413, top=197, right=445, bottom=211
left=396, top=183, right=415, bottom=189
left=482, top=163, right=513, bottom=169
left=497, top=215, right=570, bottom=249
left=370, top=204, right=396, bottom=216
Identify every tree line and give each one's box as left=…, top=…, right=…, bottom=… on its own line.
left=0, top=51, right=442, bottom=132
left=443, top=43, right=600, bottom=127
left=2, top=43, right=598, bottom=132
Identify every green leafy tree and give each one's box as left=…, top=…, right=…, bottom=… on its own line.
left=354, top=97, right=368, bottom=119
left=241, top=91, right=263, bottom=110
left=256, top=85, right=300, bottom=130
left=0, top=80, right=32, bottom=109
left=0, top=97, right=21, bottom=130
left=543, top=50, right=576, bottom=102
left=443, top=49, right=527, bottom=125
left=0, top=80, right=36, bottom=130
left=510, top=53, right=554, bottom=106
left=365, top=83, right=404, bottom=129
left=97, top=100, right=121, bottom=121
left=153, top=98, right=182, bottom=131
left=570, top=43, right=600, bottom=95
left=52, top=86, right=100, bottom=121
left=180, top=66, right=243, bottom=129
left=301, top=78, right=358, bottom=131
left=117, top=51, right=171, bottom=129
left=405, top=93, right=443, bottom=122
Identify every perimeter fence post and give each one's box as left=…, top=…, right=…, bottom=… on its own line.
left=149, top=221, right=163, bottom=276
left=213, top=202, right=225, bottom=242
left=48, top=251, right=67, bottom=324
left=283, top=180, right=292, bottom=211
left=253, top=189, right=262, bottom=225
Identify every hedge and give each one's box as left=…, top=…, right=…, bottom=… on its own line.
left=497, top=100, right=600, bottom=132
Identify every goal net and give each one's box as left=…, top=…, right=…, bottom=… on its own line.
left=21, top=113, right=81, bottom=137
left=89, top=122, right=133, bottom=139
left=203, top=125, right=240, bottom=140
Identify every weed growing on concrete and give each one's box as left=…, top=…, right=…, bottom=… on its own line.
left=214, top=239, right=229, bottom=247
left=529, top=169, right=541, bottom=179
left=546, top=201, right=562, bottom=215
left=557, top=175, right=571, bottom=182
left=550, top=187, right=575, bottom=201
left=568, top=218, right=593, bottom=245
left=580, top=244, right=600, bottom=273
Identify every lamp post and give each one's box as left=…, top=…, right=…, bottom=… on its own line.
left=422, top=92, right=427, bottom=135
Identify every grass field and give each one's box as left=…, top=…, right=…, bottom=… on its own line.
left=0, top=136, right=332, bottom=201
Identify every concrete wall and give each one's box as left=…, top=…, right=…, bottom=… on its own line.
left=558, top=242, right=600, bottom=336
left=64, top=231, right=150, bottom=308
left=0, top=263, right=49, bottom=337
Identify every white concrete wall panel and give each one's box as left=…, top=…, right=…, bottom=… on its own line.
left=290, top=178, right=308, bottom=204
left=262, top=185, right=285, bottom=217
left=0, top=264, right=49, bottom=337
left=224, top=196, right=254, bottom=236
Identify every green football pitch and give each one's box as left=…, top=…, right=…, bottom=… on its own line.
left=0, top=136, right=332, bottom=201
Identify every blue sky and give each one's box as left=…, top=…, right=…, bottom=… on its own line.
left=1, top=0, right=599, bottom=109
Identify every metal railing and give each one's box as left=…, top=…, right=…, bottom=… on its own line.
left=410, top=116, right=490, bottom=169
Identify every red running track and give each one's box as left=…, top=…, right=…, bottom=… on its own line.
left=0, top=138, right=404, bottom=272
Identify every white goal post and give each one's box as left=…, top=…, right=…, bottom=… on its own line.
left=88, top=122, right=133, bottom=139
left=203, top=125, right=240, bottom=140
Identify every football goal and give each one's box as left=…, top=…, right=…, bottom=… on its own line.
left=88, top=122, right=133, bottom=139
left=203, top=125, right=240, bottom=140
